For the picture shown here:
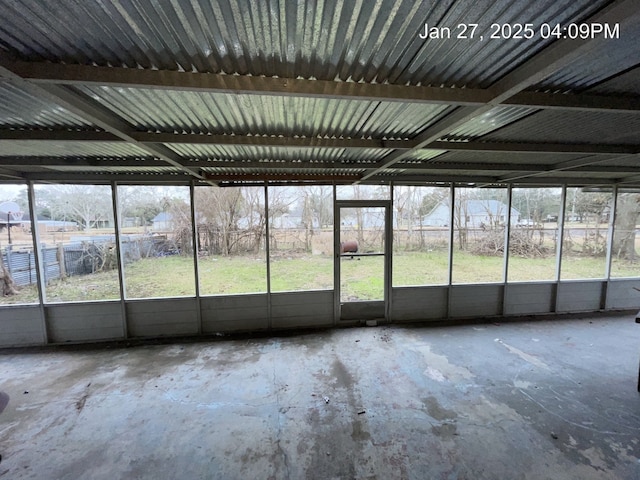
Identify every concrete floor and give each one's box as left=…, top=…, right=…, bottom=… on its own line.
left=1, top=315, right=639, bottom=479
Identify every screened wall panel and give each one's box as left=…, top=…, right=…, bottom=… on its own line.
left=0, top=184, right=40, bottom=305
left=560, top=188, right=612, bottom=280
left=34, top=184, right=120, bottom=303
left=195, top=186, right=267, bottom=296
left=610, top=190, right=640, bottom=278
left=452, top=188, right=508, bottom=284
left=508, top=188, right=562, bottom=282
left=118, top=185, right=195, bottom=299
left=393, top=186, right=450, bottom=287
left=269, top=186, right=333, bottom=293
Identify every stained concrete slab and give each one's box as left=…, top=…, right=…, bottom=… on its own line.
left=0, top=314, right=639, bottom=479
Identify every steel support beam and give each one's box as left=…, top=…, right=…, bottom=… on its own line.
left=3, top=57, right=640, bottom=114
left=1, top=129, right=635, bottom=157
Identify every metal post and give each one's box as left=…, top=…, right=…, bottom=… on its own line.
left=502, top=185, right=513, bottom=315
left=189, top=181, right=202, bottom=334
left=554, top=185, right=568, bottom=312
left=110, top=182, right=128, bottom=339
left=265, top=182, right=272, bottom=329
left=333, top=184, right=340, bottom=326
left=27, top=181, right=48, bottom=343
left=446, top=184, right=455, bottom=318
left=386, top=184, right=393, bottom=322
left=603, top=185, right=618, bottom=309
left=6, top=212, right=11, bottom=245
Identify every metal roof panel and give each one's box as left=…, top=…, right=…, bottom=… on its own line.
left=482, top=110, right=640, bottom=146
left=171, top=144, right=389, bottom=163
left=82, top=86, right=448, bottom=138
left=0, top=140, right=150, bottom=157
left=0, top=0, right=612, bottom=87
left=0, top=82, right=94, bottom=129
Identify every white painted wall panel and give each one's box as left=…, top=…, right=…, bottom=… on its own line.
left=47, top=302, right=123, bottom=343
left=0, top=305, right=44, bottom=347
left=450, top=284, right=503, bottom=318
left=271, top=290, right=333, bottom=329
left=201, top=294, right=268, bottom=333
left=127, top=298, right=198, bottom=337
left=340, top=301, right=385, bottom=321
left=556, top=281, right=604, bottom=312
left=391, top=287, right=447, bottom=322
left=605, top=279, right=640, bottom=310
left=504, top=283, right=555, bottom=315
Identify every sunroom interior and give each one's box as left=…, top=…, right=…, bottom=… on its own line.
left=0, top=0, right=639, bottom=346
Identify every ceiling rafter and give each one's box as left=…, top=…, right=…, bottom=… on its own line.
left=4, top=156, right=640, bottom=177
left=1, top=129, right=636, bottom=156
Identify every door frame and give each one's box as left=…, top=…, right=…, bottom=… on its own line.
left=333, top=200, right=392, bottom=323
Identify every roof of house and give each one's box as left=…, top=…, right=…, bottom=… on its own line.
left=152, top=212, right=172, bottom=223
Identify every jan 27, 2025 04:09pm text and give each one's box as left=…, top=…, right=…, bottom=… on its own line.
left=418, top=22, right=620, bottom=41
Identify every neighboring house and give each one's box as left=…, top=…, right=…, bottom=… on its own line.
left=152, top=212, right=173, bottom=231
left=271, top=211, right=302, bottom=229
left=271, top=207, right=322, bottom=229
left=340, top=210, right=385, bottom=229
left=423, top=200, right=520, bottom=228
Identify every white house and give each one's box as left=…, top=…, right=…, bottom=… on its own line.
left=423, top=200, right=520, bottom=228
left=152, top=212, right=173, bottom=231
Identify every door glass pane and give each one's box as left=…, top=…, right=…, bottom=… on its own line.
left=336, top=184, right=390, bottom=200
left=339, top=207, right=385, bottom=302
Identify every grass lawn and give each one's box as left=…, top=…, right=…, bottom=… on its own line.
left=2, top=250, right=638, bottom=305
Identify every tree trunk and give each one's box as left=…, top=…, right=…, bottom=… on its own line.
left=0, top=251, right=19, bottom=296
left=613, top=193, right=639, bottom=261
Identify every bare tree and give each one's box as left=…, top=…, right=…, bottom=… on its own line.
left=194, top=187, right=248, bottom=255
left=117, top=186, right=163, bottom=228
left=613, top=193, right=640, bottom=261
left=0, top=245, right=18, bottom=296
left=39, top=185, right=113, bottom=231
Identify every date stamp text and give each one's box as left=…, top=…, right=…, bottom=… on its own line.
left=419, top=22, right=620, bottom=41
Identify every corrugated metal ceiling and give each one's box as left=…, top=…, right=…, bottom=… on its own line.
left=533, top=11, right=640, bottom=93
left=170, top=144, right=389, bottom=163
left=482, top=110, right=640, bottom=145
left=0, top=82, right=93, bottom=128
left=0, top=140, right=150, bottom=157
left=82, top=86, right=450, bottom=139
left=0, top=0, right=611, bottom=87
left=441, top=106, right=536, bottom=141
left=588, top=66, right=640, bottom=96
left=0, top=0, right=638, bottom=187
left=403, top=150, right=591, bottom=166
